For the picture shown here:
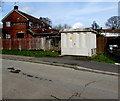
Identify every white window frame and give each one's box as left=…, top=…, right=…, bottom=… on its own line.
left=29, top=22, right=32, bottom=26
left=6, top=21, right=11, bottom=27
left=6, top=34, right=11, bottom=39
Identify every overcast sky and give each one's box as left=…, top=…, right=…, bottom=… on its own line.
left=1, top=1, right=119, bottom=28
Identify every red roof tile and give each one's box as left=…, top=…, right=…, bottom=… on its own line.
left=18, top=10, right=51, bottom=27
left=101, top=29, right=120, bottom=33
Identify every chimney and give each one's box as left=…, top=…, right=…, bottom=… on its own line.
left=39, top=17, right=43, bottom=20
left=14, top=6, right=18, bottom=10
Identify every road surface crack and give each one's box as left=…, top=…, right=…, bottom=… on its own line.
left=51, top=95, right=61, bottom=101
left=7, top=66, right=53, bottom=82
left=85, top=80, right=97, bottom=87
left=50, top=80, right=97, bottom=100
left=67, top=80, right=97, bottom=100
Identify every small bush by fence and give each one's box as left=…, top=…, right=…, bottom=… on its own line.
left=0, top=37, right=61, bottom=51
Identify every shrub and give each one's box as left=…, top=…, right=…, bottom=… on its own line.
left=2, top=50, right=59, bottom=57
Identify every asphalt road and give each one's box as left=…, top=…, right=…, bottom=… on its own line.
left=2, top=59, right=118, bottom=99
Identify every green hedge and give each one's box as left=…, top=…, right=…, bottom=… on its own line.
left=2, top=50, right=59, bottom=57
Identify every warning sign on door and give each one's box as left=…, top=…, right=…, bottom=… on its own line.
left=70, top=37, right=72, bottom=40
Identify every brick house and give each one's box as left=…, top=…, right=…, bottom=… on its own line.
left=2, top=6, right=57, bottom=39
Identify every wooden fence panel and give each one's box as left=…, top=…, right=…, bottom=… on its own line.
left=21, top=39, right=26, bottom=50
left=0, top=39, right=2, bottom=50
left=26, top=38, right=30, bottom=50
left=0, top=37, right=61, bottom=51
left=97, top=37, right=107, bottom=53
left=31, top=38, right=35, bottom=50
left=2, top=39, right=5, bottom=49
left=28, top=38, right=32, bottom=50
left=14, top=39, right=19, bottom=50
left=11, top=39, right=14, bottom=50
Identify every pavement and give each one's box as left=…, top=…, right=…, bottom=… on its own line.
left=2, top=54, right=120, bottom=76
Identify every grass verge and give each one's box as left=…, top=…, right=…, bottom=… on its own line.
left=89, top=53, right=116, bottom=64
left=1, top=49, right=59, bottom=57
left=1, top=50, right=117, bottom=64
left=75, top=53, right=116, bottom=64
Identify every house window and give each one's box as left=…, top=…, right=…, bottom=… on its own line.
left=29, top=22, right=32, bottom=26
left=6, top=34, right=11, bottom=39
left=42, top=24, right=45, bottom=28
left=6, top=21, right=11, bottom=27
left=39, top=23, right=42, bottom=28
left=12, top=22, right=26, bottom=25
left=17, top=32, right=24, bottom=38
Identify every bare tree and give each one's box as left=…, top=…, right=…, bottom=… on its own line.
left=63, top=24, right=71, bottom=29
left=40, top=17, right=52, bottom=26
left=106, top=16, right=120, bottom=29
left=91, top=21, right=100, bottom=29
left=53, top=24, right=71, bottom=31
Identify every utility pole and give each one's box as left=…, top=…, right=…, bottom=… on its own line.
left=118, top=1, right=120, bottom=16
